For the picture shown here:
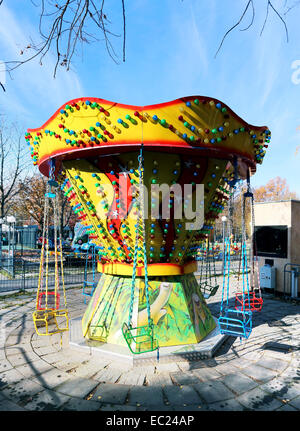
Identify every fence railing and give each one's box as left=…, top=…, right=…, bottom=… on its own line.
left=0, top=247, right=250, bottom=293
left=0, top=252, right=100, bottom=293
left=196, top=248, right=251, bottom=277
left=283, top=263, right=300, bottom=300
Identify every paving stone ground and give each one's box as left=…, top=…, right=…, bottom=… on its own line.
left=0, top=281, right=299, bottom=411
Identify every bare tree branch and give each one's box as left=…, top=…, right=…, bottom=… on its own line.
left=0, top=121, right=30, bottom=218
left=240, top=0, right=255, bottom=31
left=121, top=0, right=126, bottom=62
left=268, top=1, right=289, bottom=42
left=2, top=0, right=126, bottom=78
left=215, top=0, right=292, bottom=58
left=215, top=1, right=253, bottom=58
left=284, top=0, right=300, bottom=14
left=260, top=0, right=271, bottom=37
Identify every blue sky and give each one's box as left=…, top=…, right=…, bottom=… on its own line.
left=0, top=0, right=300, bottom=192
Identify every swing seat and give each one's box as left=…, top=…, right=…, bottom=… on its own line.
left=218, top=307, right=252, bottom=339
left=235, top=291, right=263, bottom=312
left=82, top=280, right=97, bottom=303
left=122, top=322, right=158, bottom=354
left=32, top=309, right=69, bottom=336
left=37, top=291, right=60, bottom=310
left=87, top=323, right=109, bottom=342
left=199, top=281, right=219, bottom=299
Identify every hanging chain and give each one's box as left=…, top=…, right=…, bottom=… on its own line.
left=138, top=146, right=152, bottom=326
left=220, top=236, right=230, bottom=314
left=242, top=184, right=251, bottom=312
left=207, top=239, right=211, bottom=282
left=251, top=199, right=261, bottom=295
left=247, top=172, right=261, bottom=297
left=92, top=243, right=96, bottom=283
left=37, top=183, right=49, bottom=310
left=128, top=216, right=139, bottom=326
left=221, top=179, right=236, bottom=311
left=53, top=186, right=59, bottom=297
left=199, top=244, right=204, bottom=284
left=128, top=144, right=152, bottom=327
left=212, top=240, right=217, bottom=287
left=45, top=183, right=50, bottom=309
left=244, top=170, right=254, bottom=288
left=56, top=190, right=67, bottom=308
left=227, top=187, right=234, bottom=239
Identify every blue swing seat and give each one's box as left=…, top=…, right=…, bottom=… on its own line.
left=82, top=280, right=97, bottom=303
left=218, top=307, right=252, bottom=339
left=82, top=245, right=97, bottom=304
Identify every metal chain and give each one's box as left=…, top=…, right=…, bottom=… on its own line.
left=37, top=183, right=49, bottom=310
left=199, top=245, right=204, bottom=284
left=227, top=189, right=234, bottom=238
left=220, top=184, right=234, bottom=313
left=128, top=145, right=152, bottom=327
left=207, top=239, right=211, bottom=282
left=56, top=189, right=67, bottom=308
left=249, top=180, right=262, bottom=297
left=212, top=240, right=217, bottom=286
left=242, top=190, right=251, bottom=312
left=53, top=186, right=59, bottom=297
left=138, top=147, right=151, bottom=325
left=128, top=217, right=139, bottom=326
left=220, top=236, right=230, bottom=313
left=45, top=183, right=50, bottom=309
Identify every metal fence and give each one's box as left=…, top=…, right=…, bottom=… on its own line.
left=0, top=246, right=250, bottom=294
left=283, top=263, right=300, bottom=301
left=0, top=252, right=100, bottom=293
left=196, top=248, right=251, bottom=277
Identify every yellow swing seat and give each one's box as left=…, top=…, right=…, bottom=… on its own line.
left=33, top=162, right=69, bottom=337
left=87, top=323, right=108, bottom=342
left=32, top=308, right=69, bottom=336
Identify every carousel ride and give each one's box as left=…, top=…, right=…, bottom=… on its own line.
left=26, top=96, right=270, bottom=358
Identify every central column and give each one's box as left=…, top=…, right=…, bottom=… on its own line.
left=82, top=268, right=216, bottom=351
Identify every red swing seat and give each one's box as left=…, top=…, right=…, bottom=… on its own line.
left=235, top=290, right=263, bottom=312
left=37, top=291, right=60, bottom=311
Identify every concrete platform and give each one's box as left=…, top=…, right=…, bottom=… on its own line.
left=1, top=283, right=300, bottom=411
left=69, top=316, right=228, bottom=366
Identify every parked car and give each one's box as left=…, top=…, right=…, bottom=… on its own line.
left=80, top=241, right=100, bottom=253
left=71, top=243, right=82, bottom=253
left=37, top=237, right=71, bottom=251
left=58, top=238, right=72, bottom=251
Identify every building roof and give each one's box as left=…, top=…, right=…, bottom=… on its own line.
left=254, top=199, right=300, bottom=205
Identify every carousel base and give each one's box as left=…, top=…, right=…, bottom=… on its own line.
left=69, top=316, right=228, bottom=366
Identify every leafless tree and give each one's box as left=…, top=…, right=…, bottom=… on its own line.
left=0, top=121, right=29, bottom=218
left=0, top=0, right=299, bottom=92
left=215, top=0, right=298, bottom=57
left=2, top=0, right=126, bottom=81
left=12, top=173, right=78, bottom=236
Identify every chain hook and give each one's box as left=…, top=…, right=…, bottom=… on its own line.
left=244, top=167, right=253, bottom=198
